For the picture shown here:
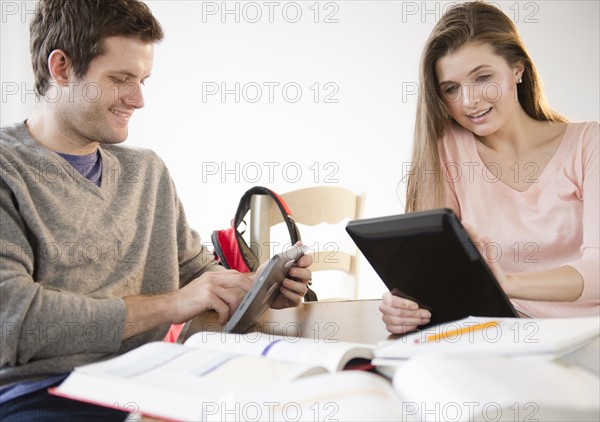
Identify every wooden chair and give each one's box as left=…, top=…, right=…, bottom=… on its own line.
left=249, top=186, right=365, bottom=300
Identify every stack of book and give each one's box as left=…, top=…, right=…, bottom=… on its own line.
left=51, top=316, right=600, bottom=421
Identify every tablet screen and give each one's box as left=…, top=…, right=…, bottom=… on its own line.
left=225, top=245, right=307, bottom=333
left=346, top=209, right=517, bottom=325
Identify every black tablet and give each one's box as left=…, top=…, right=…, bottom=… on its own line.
left=225, top=245, right=307, bottom=333
left=346, top=209, right=517, bottom=325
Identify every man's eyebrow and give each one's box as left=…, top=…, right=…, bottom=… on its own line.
left=110, top=71, right=152, bottom=79
left=438, top=64, right=491, bottom=86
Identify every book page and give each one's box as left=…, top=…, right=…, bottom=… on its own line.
left=393, top=355, right=600, bottom=422
left=376, top=316, right=600, bottom=359
left=53, top=342, right=326, bottom=421
left=186, top=331, right=374, bottom=372
left=76, top=342, right=325, bottom=385
left=214, top=371, right=405, bottom=422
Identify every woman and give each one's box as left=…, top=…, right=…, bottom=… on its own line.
left=381, top=1, right=598, bottom=334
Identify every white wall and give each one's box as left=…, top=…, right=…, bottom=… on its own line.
left=2, top=1, right=599, bottom=299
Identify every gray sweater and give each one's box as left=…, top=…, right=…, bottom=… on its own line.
left=0, top=122, right=220, bottom=386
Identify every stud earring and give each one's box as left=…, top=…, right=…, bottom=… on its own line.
left=518, top=78, right=523, bottom=83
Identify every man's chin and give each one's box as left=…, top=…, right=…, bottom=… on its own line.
left=102, top=131, right=129, bottom=145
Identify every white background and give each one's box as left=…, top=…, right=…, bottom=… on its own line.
left=2, top=1, right=599, bottom=298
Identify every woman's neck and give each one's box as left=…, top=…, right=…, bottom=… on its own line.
left=474, top=108, right=542, bottom=156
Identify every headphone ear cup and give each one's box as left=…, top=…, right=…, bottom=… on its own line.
left=211, top=230, right=230, bottom=269
left=212, top=228, right=253, bottom=273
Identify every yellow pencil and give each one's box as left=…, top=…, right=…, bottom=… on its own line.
left=423, top=320, right=499, bottom=343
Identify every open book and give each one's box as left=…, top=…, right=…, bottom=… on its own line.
left=184, top=330, right=374, bottom=372
left=51, top=332, right=375, bottom=421
left=392, top=354, right=600, bottom=422
left=51, top=327, right=600, bottom=421
left=375, top=315, right=600, bottom=361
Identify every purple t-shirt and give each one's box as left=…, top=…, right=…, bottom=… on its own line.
left=58, top=150, right=103, bottom=186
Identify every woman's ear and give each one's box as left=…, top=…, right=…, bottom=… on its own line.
left=47, top=49, right=73, bottom=87
left=514, top=61, right=525, bottom=83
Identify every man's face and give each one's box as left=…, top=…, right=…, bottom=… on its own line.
left=56, top=36, right=154, bottom=148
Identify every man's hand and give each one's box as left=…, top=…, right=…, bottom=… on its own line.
left=171, top=270, right=253, bottom=324
left=123, top=270, right=253, bottom=339
left=270, top=252, right=313, bottom=309
left=255, top=243, right=313, bottom=310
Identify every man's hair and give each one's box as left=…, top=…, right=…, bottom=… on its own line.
left=30, top=0, right=164, bottom=96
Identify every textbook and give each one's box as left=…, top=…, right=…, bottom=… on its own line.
left=50, top=332, right=375, bottom=421
left=375, top=315, right=600, bottom=360
left=50, top=338, right=600, bottom=422
left=393, top=354, right=600, bottom=422
left=184, top=330, right=374, bottom=372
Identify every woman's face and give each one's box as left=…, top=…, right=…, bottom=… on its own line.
left=435, top=42, right=524, bottom=137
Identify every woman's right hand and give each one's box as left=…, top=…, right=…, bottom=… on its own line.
left=379, top=291, right=431, bottom=334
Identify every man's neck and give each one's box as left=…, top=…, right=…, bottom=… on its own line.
left=26, top=106, right=99, bottom=155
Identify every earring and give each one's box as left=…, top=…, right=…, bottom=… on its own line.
left=518, top=77, right=523, bottom=84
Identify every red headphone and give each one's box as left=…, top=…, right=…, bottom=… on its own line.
left=211, top=186, right=300, bottom=273
left=211, top=186, right=317, bottom=301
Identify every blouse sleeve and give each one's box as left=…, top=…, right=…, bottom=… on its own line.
left=567, top=122, right=599, bottom=302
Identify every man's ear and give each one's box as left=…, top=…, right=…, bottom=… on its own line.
left=47, top=49, right=74, bottom=87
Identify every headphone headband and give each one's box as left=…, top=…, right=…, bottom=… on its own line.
left=232, top=186, right=300, bottom=244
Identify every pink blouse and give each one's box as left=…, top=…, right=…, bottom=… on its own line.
left=438, top=121, right=599, bottom=317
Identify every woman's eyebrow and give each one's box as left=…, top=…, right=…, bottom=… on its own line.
left=438, top=64, right=491, bottom=86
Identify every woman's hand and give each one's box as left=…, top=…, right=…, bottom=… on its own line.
left=464, top=224, right=585, bottom=301
left=379, top=291, right=431, bottom=334
left=463, top=223, right=514, bottom=296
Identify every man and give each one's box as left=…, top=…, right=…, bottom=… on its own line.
left=0, top=1, right=312, bottom=420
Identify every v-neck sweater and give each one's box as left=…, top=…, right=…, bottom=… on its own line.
left=1, top=121, right=221, bottom=386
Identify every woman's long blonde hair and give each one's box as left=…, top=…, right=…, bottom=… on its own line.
left=405, top=1, right=565, bottom=212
